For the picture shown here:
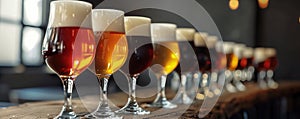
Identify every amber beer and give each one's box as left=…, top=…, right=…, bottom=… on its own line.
left=147, top=23, right=179, bottom=108
left=152, top=41, right=180, bottom=75
left=233, top=44, right=247, bottom=70
left=91, top=9, right=128, bottom=79
left=151, top=23, right=180, bottom=75
left=94, top=31, right=128, bottom=77
left=224, top=42, right=239, bottom=71
left=215, top=41, right=227, bottom=70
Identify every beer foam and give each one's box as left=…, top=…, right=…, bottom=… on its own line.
left=49, top=1, right=92, bottom=28
left=265, top=48, right=276, bottom=58
left=92, top=9, right=125, bottom=32
left=206, top=36, right=218, bottom=49
left=243, top=47, right=254, bottom=58
left=223, top=42, right=235, bottom=54
left=215, top=41, right=224, bottom=52
left=194, top=32, right=207, bottom=47
left=233, top=44, right=246, bottom=59
left=124, top=16, right=151, bottom=36
left=176, top=28, right=195, bottom=41
left=254, top=48, right=266, bottom=63
left=151, top=23, right=177, bottom=42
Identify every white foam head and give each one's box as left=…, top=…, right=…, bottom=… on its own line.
left=223, top=42, right=235, bottom=54
left=176, top=28, right=195, bottom=41
left=151, top=23, right=177, bottom=42
left=124, top=16, right=151, bottom=36
left=265, top=48, right=276, bottom=58
left=254, top=48, right=267, bottom=63
left=48, top=1, right=92, bottom=28
left=205, top=36, right=218, bottom=49
left=194, top=32, right=207, bottom=47
left=92, top=9, right=125, bottom=32
left=215, top=41, right=224, bottom=52
left=243, top=47, right=254, bottom=58
left=233, top=43, right=246, bottom=59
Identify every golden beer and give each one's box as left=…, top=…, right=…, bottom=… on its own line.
left=226, top=53, right=239, bottom=71
left=94, top=31, right=128, bottom=78
left=152, top=41, right=180, bottom=75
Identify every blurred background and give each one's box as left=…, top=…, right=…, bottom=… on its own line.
left=0, top=0, right=299, bottom=106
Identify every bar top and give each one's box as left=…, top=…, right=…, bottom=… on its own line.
left=0, top=81, right=300, bottom=119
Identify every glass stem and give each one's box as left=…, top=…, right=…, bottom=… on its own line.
left=129, top=75, right=138, bottom=103
left=61, top=77, right=75, bottom=115
left=159, top=75, right=167, bottom=100
left=97, top=75, right=111, bottom=112
left=179, top=74, right=187, bottom=94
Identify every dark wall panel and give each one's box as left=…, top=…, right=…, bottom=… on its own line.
left=257, top=0, right=300, bottom=79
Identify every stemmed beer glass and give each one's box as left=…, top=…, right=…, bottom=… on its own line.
left=254, top=48, right=268, bottom=89
left=87, top=9, right=128, bottom=118
left=264, top=48, right=278, bottom=89
left=172, top=28, right=197, bottom=104
left=147, top=23, right=180, bottom=109
left=223, top=42, right=239, bottom=92
left=116, top=16, right=153, bottom=115
left=42, top=1, right=94, bottom=118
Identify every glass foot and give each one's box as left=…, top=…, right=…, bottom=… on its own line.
left=172, top=92, right=193, bottom=104
left=267, top=79, right=278, bottom=89
left=84, top=112, right=122, bottom=119
left=116, top=100, right=150, bottom=115
left=258, top=79, right=268, bottom=89
left=225, top=83, right=237, bottom=93
left=234, top=81, right=246, bottom=91
left=55, top=106, right=78, bottom=119
left=56, top=112, right=78, bottom=119
left=146, top=100, right=177, bottom=109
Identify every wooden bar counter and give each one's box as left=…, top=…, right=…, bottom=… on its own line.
left=0, top=81, right=299, bottom=119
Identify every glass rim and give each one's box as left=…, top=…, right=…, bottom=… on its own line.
left=151, top=23, right=177, bottom=29
left=176, top=28, right=195, bottom=32
left=92, top=9, right=125, bottom=15
left=51, top=1, right=92, bottom=7
left=125, top=16, right=151, bottom=22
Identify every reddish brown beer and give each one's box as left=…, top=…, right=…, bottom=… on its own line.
left=43, top=27, right=95, bottom=77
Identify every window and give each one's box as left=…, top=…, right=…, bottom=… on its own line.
left=0, top=0, right=48, bottom=67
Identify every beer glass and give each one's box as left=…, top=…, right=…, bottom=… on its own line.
left=264, top=48, right=278, bottom=89
left=203, top=36, right=221, bottom=96
left=254, top=48, right=268, bottom=89
left=172, top=28, right=197, bottom=104
left=87, top=9, right=127, bottom=118
left=116, top=16, right=152, bottom=115
left=192, top=32, right=211, bottom=100
left=223, top=42, right=239, bottom=92
left=232, top=43, right=247, bottom=91
left=42, top=1, right=94, bottom=118
left=241, top=47, right=255, bottom=82
left=147, top=23, right=179, bottom=109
